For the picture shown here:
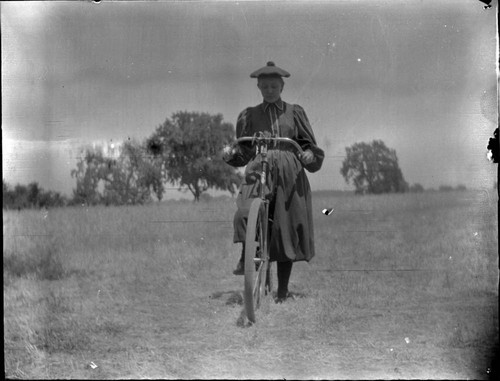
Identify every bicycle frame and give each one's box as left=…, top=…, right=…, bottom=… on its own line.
left=235, top=135, right=305, bottom=200
left=234, top=134, right=305, bottom=323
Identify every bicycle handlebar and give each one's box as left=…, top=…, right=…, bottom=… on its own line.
left=235, top=136, right=304, bottom=156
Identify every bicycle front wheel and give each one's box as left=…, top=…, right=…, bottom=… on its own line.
left=244, top=198, right=270, bottom=323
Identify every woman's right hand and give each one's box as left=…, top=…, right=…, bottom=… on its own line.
left=299, top=149, right=315, bottom=165
left=222, top=145, right=236, bottom=162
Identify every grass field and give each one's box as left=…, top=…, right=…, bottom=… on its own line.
left=3, top=189, right=499, bottom=379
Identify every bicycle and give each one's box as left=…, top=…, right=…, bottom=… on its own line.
left=232, top=133, right=304, bottom=323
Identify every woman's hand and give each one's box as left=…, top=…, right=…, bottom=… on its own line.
left=222, top=145, right=236, bottom=162
left=300, top=149, right=315, bottom=165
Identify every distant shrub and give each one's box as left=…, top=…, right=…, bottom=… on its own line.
left=455, top=184, right=467, bottom=191
left=439, top=185, right=454, bottom=192
left=199, top=193, right=213, bottom=202
left=410, top=183, right=425, bottom=193
left=3, top=180, right=67, bottom=210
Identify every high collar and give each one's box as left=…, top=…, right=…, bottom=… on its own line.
left=262, top=99, right=284, bottom=112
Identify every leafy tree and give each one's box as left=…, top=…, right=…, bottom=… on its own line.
left=341, top=140, right=408, bottom=194
left=100, top=140, right=164, bottom=205
left=147, top=111, right=242, bottom=202
left=71, top=147, right=105, bottom=205
left=71, top=140, right=163, bottom=206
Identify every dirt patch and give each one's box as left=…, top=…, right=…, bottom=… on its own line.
left=210, top=290, right=243, bottom=306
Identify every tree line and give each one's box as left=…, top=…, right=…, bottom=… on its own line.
left=71, top=111, right=242, bottom=205
left=5, top=110, right=489, bottom=209
left=72, top=115, right=414, bottom=204
left=3, top=181, right=67, bottom=210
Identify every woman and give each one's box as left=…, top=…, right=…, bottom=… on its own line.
left=223, top=61, right=324, bottom=303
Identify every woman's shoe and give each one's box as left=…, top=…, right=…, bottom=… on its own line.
left=233, top=260, right=244, bottom=275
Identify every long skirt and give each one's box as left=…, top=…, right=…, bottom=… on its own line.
left=232, top=150, right=316, bottom=263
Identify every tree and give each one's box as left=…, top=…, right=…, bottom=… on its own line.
left=147, top=111, right=242, bottom=202
left=71, top=140, right=163, bottom=206
left=340, top=140, right=408, bottom=195
left=71, top=147, right=105, bottom=205
left=101, top=140, right=164, bottom=205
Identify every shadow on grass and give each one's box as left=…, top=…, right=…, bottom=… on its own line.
left=210, top=290, right=308, bottom=306
left=210, top=290, right=244, bottom=306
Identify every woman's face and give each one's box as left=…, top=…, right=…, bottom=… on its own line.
left=257, top=77, right=283, bottom=103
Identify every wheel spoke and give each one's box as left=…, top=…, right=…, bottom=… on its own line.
left=253, top=270, right=261, bottom=306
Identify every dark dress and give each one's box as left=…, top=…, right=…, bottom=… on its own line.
left=225, top=99, right=324, bottom=263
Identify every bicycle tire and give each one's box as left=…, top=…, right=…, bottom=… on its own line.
left=244, top=198, right=270, bottom=323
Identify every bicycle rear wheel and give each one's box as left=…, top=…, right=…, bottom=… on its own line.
left=244, top=198, right=270, bottom=323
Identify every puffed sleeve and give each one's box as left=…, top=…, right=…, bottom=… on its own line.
left=223, top=108, right=256, bottom=167
left=293, top=104, right=325, bottom=173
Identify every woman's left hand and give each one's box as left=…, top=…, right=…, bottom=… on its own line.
left=300, top=149, right=315, bottom=165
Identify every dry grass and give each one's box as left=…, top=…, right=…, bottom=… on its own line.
left=3, top=190, right=498, bottom=379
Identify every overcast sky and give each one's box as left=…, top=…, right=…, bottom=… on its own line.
left=2, top=0, right=498, bottom=198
